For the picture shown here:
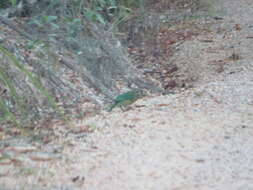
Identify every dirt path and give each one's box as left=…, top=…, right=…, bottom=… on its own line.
left=1, top=0, right=253, bottom=189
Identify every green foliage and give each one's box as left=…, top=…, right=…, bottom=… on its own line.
left=83, top=0, right=145, bottom=24
left=0, top=0, right=10, bottom=8
left=20, top=0, right=146, bottom=42
left=0, top=68, right=25, bottom=126
left=0, top=44, right=62, bottom=126
left=0, top=0, right=17, bottom=8
left=84, top=8, right=106, bottom=24
left=0, top=0, right=147, bottom=125
left=9, top=0, right=16, bottom=6
left=26, top=39, right=46, bottom=50
left=29, top=15, right=59, bottom=30
left=63, top=17, right=82, bottom=40
left=0, top=94, right=19, bottom=125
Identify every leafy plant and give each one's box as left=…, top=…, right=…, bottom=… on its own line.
left=64, top=17, right=82, bottom=38
left=9, top=0, right=16, bottom=6
left=83, top=0, right=144, bottom=24
left=84, top=8, right=106, bottom=24
left=29, top=15, right=59, bottom=30
left=0, top=44, right=62, bottom=126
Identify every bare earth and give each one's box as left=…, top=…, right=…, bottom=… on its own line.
left=1, top=0, right=253, bottom=189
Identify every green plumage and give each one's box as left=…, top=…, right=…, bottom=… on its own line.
left=108, top=90, right=143, bottom=111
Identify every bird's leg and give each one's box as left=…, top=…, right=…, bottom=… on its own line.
left=121, top=106, right=132, bottom=112
left=125, top=106, right=133, bottom=111
left=120, top=105, right=129, bottom=112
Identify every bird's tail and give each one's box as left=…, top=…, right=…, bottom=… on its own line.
left=108, top=103, right=116, bottom=112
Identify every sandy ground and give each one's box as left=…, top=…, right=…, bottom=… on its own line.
left=1, top=0, right=253, bottom=189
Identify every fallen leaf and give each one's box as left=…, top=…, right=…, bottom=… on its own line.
left=156, top=104, right=170, bottom=107
left=130, top=117, right=142, bottom=122
left=234, top=24, right=241, bottom=31
left=229, top=52, right=241, bottom=61
left=199, top=39, right=214, bottom=43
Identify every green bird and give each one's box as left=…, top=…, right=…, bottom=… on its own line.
left=108, top=90, right=144, bottom=112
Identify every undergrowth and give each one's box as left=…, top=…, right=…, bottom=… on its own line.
left=0, top=0, right=213, bottom=127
